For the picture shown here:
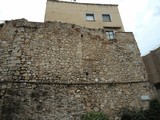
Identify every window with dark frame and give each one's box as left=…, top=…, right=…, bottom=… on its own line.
left=106, top=31, right=115, bottom=40
left=86, top=14, right=95, bottom=21
left=102, top=14, right=111, bottom=22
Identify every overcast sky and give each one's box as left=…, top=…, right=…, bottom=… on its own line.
left=0, top=0, right=160, bottom=56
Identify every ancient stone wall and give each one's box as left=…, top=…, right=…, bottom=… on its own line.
left=0, top=19, right=154, bottom=120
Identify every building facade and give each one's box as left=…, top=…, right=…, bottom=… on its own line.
left=143, top=47, right=160, bottom=97
left=45, top=0, right=124, bottom=40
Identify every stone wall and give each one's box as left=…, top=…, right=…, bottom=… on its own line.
left=0, top=19, right=154, bottom=120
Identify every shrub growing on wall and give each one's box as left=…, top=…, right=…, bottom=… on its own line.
left=121, top=99, right=160, bottom=120
left=81, top=112, right=109, bottom=120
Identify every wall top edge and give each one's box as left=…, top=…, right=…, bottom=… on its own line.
left=1, top=18, right=133, bottom=34
left=1, top=19, right=133, bottom=34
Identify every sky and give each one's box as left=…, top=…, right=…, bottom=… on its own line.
left=0, top=0, right=160, bottom=56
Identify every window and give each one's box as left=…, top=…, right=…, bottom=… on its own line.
left=86, top=14, right=95, bottom=21
left=102, top=14, right=111, bottom=22
left=106, top=31, right=115, bottom=40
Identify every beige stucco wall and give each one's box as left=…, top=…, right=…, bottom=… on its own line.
left=45, top=1, right=124, bottom=31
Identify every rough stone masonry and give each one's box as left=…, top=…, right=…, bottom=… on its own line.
left=0, top=19, right=155, bottom=120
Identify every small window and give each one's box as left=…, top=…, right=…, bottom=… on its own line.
left=102, top=14, right=111, bottom=22
left=106, top=31, right=115, bottom=40
left=86, top=14, right=95, bottom=21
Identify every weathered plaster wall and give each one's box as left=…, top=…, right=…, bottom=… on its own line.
left=143, top=47, right=160, bottom=98
left=45, top=1, right=124, bottom=31
left=0, top=19, right=154, bottom=120
left=143, top=47, right=160, bottom=84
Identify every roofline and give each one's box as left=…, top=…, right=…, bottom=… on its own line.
left=47, top=0, right=118, bottom=7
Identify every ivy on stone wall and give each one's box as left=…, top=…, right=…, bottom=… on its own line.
left=81, top=112, right=109, bottom=120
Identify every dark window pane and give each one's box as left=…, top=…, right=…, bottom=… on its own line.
left=86, top=14, right=95, bottom=21
left=102, top=14, right=111, bottom=22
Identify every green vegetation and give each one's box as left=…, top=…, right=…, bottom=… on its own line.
left=81, top=100, right=160, bottom=120
left=121, top=99, right=160, bottom=120
left=81, top=112, right=109, bottom=120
